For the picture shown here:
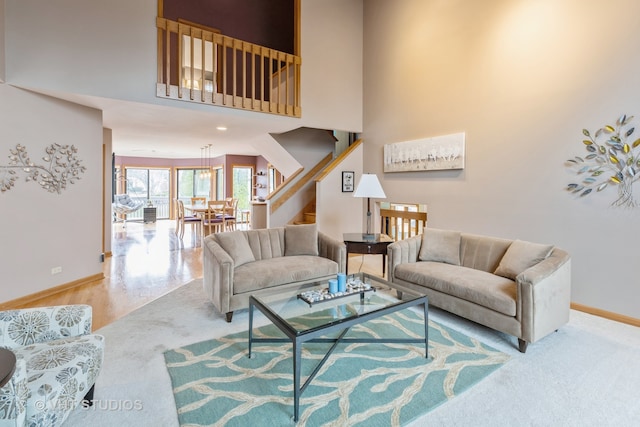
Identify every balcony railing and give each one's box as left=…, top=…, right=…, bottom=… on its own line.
left=116, top=198, right=170, bottom=222
left=156, top=17, right=301, bottom=117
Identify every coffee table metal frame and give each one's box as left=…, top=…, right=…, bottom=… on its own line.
left=248, top=272, right=429, bottom=422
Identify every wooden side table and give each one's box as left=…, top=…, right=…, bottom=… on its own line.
left=0, top=348, right=16, bottom=388
left=343, top=233, right=394, bottom=276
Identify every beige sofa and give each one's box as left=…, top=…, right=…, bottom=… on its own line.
left=388, top=228, right=571, bottom=352
left=203, top=224, right=346, bottom=322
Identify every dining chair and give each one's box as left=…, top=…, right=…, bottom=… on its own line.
left=201, top=201, right=227, bottom=237
left=177, top=200, right=201, bottom=239
left=174, top=198, right=181, bottom=237
left=222, top=197, right=239, bottom=231
left=191, top=197, right=207, bottom=206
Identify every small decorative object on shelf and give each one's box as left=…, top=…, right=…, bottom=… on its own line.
left=297, top=278, right=375, bottom=306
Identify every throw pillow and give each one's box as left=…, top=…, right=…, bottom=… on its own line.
left=215, top=231, right=255, bottom=267
left=494, top=240, right=554, bottom=280
left=285, top=223, right=319, bottom=256
left=418, top=228, right=461, bottom=265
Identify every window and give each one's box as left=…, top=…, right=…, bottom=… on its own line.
left=125, top=168, right=171, bottom=219
left=177, top=168, right=211, bottom=203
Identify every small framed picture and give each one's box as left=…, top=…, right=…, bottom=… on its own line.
left=342, top=171, right=354, bottom=192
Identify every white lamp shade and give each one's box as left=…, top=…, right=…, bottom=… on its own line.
left=353, top=174, right=386, bottom=199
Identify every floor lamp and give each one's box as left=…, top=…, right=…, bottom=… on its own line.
left=353, top=173, right=386, bottom=239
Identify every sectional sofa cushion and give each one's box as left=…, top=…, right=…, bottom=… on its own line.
left=233, top=255, right=338, bottom=294
left=285, top=223, right=319, bottom=256
left=393, top=261, right=517, bottom=316
left=494, top=239, right=554, bottom=280
left=418, top=228, right=461, bottom=265
left=215, top=230, right=255, bottom=267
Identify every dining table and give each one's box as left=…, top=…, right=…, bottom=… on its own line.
left=183, top=202, right=227, bottom=216
left=182, top=204, right=210, bottom=216
left=183, top=202, right=229, bottom=236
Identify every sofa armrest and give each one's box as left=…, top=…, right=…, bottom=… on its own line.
left=517, top=248, right=572, bottom=343
left=0, top=356, right=28, bottom=426
left=318, top=232, right=346, bottom=273
left=387, top=234, right=422, bottom=281
left=202, top=235, right=235, bottom=315
left=0, top=305, right=93, bottom=348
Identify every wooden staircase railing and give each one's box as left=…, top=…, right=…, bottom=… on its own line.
left=269, top=153, right=333, bottom=223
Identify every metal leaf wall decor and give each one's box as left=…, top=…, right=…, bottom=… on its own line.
left=0, top=144, right=86, bottom=194
left=566, top=114, right=640, bottom=208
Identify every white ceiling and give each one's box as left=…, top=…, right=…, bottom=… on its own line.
left=31, top=88, right=302, bottom=160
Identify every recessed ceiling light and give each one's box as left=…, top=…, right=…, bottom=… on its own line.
left=216, top=126, right=227, bottom=131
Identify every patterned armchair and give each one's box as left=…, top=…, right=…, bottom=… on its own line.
left=0, top=305, right=104, bottom=427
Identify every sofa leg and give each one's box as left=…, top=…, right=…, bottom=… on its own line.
left=82, top=384, right=95, bottom=406
left=225, top=312, right=234, bottom=323
left=518, top=339, right=528, bottom=353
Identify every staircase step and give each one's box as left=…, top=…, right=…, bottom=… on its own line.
left=294, top=212, right=316, bottom=225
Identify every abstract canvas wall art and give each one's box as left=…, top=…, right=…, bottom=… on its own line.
left=383, top=132, right=465, bottom=172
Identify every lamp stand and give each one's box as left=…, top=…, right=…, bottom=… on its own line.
left=364, top=197, right=374, bottom=240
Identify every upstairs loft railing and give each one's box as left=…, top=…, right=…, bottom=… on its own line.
left=156, top=17, right=301, bottom=117
left=381, top=208, right=427, bottom=241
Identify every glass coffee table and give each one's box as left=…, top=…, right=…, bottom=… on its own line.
left=248, top=272, right=429, bottom=422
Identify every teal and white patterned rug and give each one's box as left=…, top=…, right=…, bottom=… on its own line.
left=164, top=309, right=509, bottom=426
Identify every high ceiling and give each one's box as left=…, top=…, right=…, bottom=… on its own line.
left=32, top=88, right=301, bottom=160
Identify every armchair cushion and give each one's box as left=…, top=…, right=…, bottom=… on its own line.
left=0, top=305, right=103, bottom=427
left=284, top=223, right=319, bottom=256
left=494, top=240, right=554, bottom=280
left=15, top=334, right=104, bottom=425
left=0, top=305, right=92, bottom=347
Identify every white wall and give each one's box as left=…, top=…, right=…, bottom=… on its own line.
left=0, top=85, right=103, bottom=301
left=316, top=144, right=364, bottom=240
left=301, top=0, right=363, bottom=133
left=0, top=0, right=5, bottom=82
left=5, top=0, right=363, bottom=134
left=5, top=0, right=157, bottom=104
left=268, top=127, right=337, bottom=226
left=363, top=0, right=640, bottom=319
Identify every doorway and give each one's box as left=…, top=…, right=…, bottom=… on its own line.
left=232, top=166, right=252, bottom=213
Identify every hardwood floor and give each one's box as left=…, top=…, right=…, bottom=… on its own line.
left=10, top=220, right=383, bottom=331
left=11, top=220, right=204, bottom=330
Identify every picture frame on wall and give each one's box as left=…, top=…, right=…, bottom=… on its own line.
left=342, top=171, right=354, bottom=192
left=383, top=132, right=466, bottom=172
